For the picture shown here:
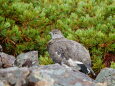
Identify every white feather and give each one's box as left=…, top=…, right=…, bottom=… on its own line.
left=68, top=58, right=83, bottom=66
left=87, top=68, right=90, bottom=73
left=68, top=59, right=91, bottom=74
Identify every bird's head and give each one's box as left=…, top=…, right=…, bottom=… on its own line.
left=50, top=29, right=64, bottom=39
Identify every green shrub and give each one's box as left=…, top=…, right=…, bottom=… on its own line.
left=110, top=62, right=115, bottom=69
left=0, top=0, right=114, bottom=74
left=39, top=52, right=54, bottom=65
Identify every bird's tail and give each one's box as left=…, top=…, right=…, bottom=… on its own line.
left=86, top=66, right=95, bottom=76
left=67, top=59, right=95, bottom=76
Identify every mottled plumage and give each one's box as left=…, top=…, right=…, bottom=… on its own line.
left=48, top=29, right=95, bottom=75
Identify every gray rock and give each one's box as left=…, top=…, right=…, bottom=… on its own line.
left=0, top=80, right=10, bottom=86
left=0, top=52, right=15, bottom=68
left=28, top=64, right=103, bottom=86
left=0, top=64, right=106, bottom=86
left=16, top=51, right=39, bottom=67
left=0, top=81, right=4, bottom=86
left=95, top=68, right=115, bottom=86
left=0, top=67, right=29, bottom=86
left=0, top=45, right=2, bottom=52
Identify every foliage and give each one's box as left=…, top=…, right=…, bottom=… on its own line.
left=92, top=55, right=105, bottom=73
left=110, top=62, right=115, bottom=69
left=39, top=52, right=54, bottom=65
left=0, top=0, right=114, bottom=74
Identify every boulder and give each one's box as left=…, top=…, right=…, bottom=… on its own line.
left=0, top=52, right=15, bottom=68
left=0, top=81, right=4, bottom=86
left=15, top=51, right=39, bottom=67
left=0, top=67, right=29, bottom=86
left=95, top=68, right=115, bottom=86
left=0, top=64, right=107, bottom=86
left=0, top=80, right=10, bottom=86
left=28, top=64, right=94, bottom=86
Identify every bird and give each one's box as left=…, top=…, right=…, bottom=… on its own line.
left=47, top=29, right=95, bottom=76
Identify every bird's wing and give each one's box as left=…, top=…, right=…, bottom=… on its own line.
left=56, top=39, right=92, bottom=66
left=70, top=40, right=91, bottom=66
left=64, top=39, right=95, bottom=75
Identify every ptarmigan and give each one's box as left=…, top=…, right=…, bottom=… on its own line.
left=47, top=29, right=95, bottom=75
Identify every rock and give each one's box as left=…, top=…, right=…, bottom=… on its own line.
left=0, top=81, right=4, bottom=86
left=28, top=64, right=103, bottom=86
left=95, top=68, right=115, bottom=86
left=28, top=69, right=54, bottom=86
left=0, top=64, right=107, bottom=86
left=0, top=45, right=2, bottom=52
left=0, top=67, right=30, bottom=86
left=15, top=51, right=39, bottom=67
left=0, top=52, right=15, bottom=68
left=0, top=80, right=10, bottom=86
